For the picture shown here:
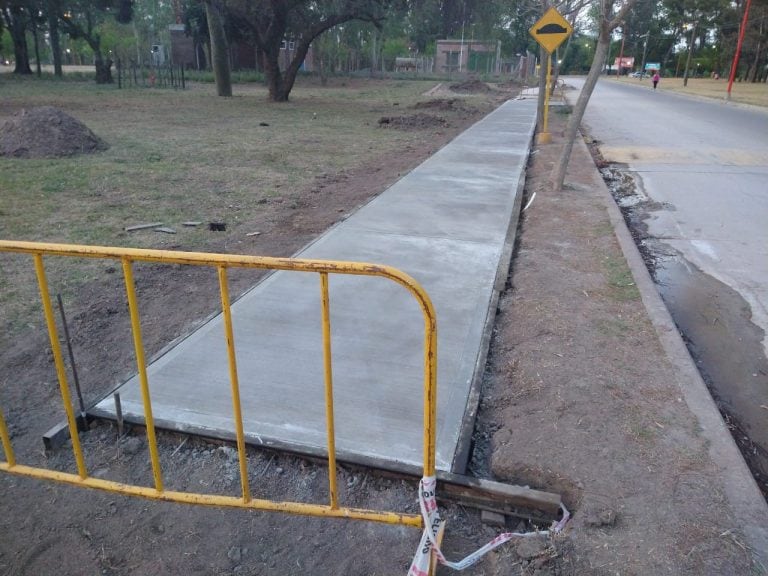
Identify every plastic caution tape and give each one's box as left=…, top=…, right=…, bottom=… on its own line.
left=408, top=476, right=570, bottom=575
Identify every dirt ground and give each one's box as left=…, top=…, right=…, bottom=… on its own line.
left=0, top=82, right=763, bottom=575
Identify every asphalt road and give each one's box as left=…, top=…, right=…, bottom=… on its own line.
left=566, top=76, right=768, bottom=480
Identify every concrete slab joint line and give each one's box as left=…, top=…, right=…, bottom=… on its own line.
left=93, top=99, right=540, bottom=477
left=564, top=118, right=768, bottom=558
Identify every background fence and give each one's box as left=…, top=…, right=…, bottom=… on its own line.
left=116, top=60, right=186, bottom=90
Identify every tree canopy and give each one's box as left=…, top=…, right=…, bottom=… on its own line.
left=0, top=0, right=765, bottom=90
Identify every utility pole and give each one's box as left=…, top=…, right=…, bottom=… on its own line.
left=617, top=24, right=626, bottom=76
left=639, top=32, right=649, bottom=78
left=683, top=20, right=697, bottom=87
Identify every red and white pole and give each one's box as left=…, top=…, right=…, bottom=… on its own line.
left=726, top=0, right=753, bottom=100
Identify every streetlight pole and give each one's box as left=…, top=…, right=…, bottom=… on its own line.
left=585, top=42, right=591, bottom=73
left=617, top=24, right=626, bottom=76
left=683, top=20, right=697, bottom=87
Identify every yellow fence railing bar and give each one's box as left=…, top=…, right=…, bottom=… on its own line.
left=0, top=240, right=438, bottom=529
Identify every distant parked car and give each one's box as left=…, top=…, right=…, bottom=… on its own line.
left=630, top=71, right=649, bottom=78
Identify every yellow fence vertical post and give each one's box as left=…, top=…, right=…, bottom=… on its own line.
left=33, top=253, right=88, bottom=479
left=538, top=53, right=553, bottom=144
left=319, top=272, right=339, bottom=510
left=121, top=257, right=164, bottom=493
left=412, top=280, right=439, bottom=571
left=421, top=298, right=438, bottom=480
left=0, top=409, right=16, bottom=467
left=217, top=265, right=251, bottom=503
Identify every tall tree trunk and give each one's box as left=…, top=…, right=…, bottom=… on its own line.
left=551, top=34, right=574, bottom=92
left=264, top=50, right=289, bottom=101
left=318, top=45, right=328, bottom=86
left=3, top=7, right=33, bottom=74
left=551, top=25, right=611, bottom=190
left=551, top=0, right=637, bottom=191
left=204, top=0, right=232, bottom=96
left=748, top=16, right=764, bottom=82
left=32, top=19, right=42, bottom=76
left=94, top=52, right=114, bottom=83
left=747, top=42, right=760, bottom=82
left=263, top=33, right=313, bottom=102
left=48, top=5, right=63, bottom=77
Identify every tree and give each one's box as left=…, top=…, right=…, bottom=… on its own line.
left=130, top=0, right=176, bottom=66
left=203, top=0, right=231, bottom=95
left=224, top=0, right=389, bottom=101
left=0, top=0, right=33, bottom=74
left=47, top=0, right=63, bottom=76
left=182, top=0, right=210, bottom=70
left=551, top=0, right=637, bottom=191
left=56, top=0, right=133, bottom=83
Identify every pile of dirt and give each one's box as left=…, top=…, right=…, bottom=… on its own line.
left=0, top=106, right=108, bottom=158
left=412, top=97, right=471, bottom=112
left=377, top=113, right=448, bottom=130
left=450, top=79, right=492, bottom=93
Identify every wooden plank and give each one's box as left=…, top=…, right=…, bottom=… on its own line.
left=481, top=510, right=507, bottom=527
left=125, top=222, right=163, bottom=232
left=42, top=415, right=91, bottom=451
left=437, top=471, right=562, bottom=518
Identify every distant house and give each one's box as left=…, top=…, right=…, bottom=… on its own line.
left=435, top=39, right=501, bottom=75
left=169, top=24, right=198, bottom=69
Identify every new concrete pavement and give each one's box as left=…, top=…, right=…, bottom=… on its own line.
left=94, top=98, right=538, bottom=474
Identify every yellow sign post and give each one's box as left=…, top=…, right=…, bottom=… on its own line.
left=529, top=7, right=573, bottom=144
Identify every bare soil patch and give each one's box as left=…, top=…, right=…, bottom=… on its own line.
left=449, top=79, right=493, bottom=94
left=378, top=112, right=449, bottom=130
left=412, top=97, right=472, bottom=113
left=0, top=106, right=108, bottom=158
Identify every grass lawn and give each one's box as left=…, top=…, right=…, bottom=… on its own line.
left=0, top=75, right=501, bottom=337
left=0, top=78, right=448, bottom=245
left=612, top=75, right=768, bottom=107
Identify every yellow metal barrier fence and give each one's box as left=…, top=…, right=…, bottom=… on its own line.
left=0, top=240, right=437, bottom=529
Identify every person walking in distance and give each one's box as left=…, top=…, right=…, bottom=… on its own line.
left=652, top=71, right=660, bottom=90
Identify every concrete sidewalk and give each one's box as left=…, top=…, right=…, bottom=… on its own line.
left=94, top=98, right=538, bottom=474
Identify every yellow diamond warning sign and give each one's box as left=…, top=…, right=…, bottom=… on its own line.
left=529, top=7, right=573, bottom=54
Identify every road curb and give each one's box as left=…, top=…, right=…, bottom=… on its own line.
left=572, top=131, right=768, bottom=563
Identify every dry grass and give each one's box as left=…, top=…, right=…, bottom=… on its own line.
left=612, top=76, right=768, bottom=107
left=0, top=76, right=493, bottom=334
left=0, top=79, right=443, bottom=246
